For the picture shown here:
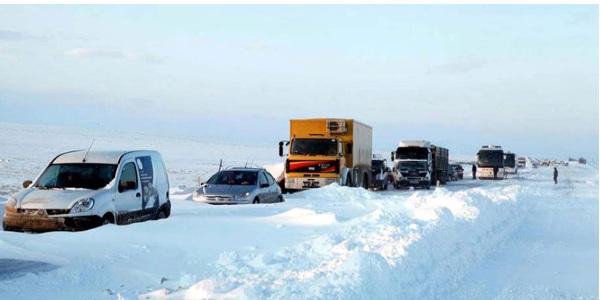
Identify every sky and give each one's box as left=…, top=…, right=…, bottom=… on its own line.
left=0, top=5, right=598, bottom=161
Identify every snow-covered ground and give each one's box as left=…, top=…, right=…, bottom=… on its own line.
left=0, top=122, right=597, bottom=299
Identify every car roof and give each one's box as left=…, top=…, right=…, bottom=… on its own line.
left=52, top=150, right=155, bottom=164
left=225, top=167, right=263, bottom=172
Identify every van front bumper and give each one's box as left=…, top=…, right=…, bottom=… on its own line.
left=2, top=207, right=101, bottom=232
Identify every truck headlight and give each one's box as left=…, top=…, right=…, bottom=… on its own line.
left=70, top=198, right=94, bottom=213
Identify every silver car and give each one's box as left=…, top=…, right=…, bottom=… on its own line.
left=192, top=168, right=283, bottom=204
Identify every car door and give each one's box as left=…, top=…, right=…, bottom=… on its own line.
left=257, top=171, right=272, bottom=202
left=115, top=161, right=142, bottom=219
left=267, top=173, right=281, bottom=202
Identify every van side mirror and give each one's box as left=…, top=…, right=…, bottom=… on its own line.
left=22, top=180, right=32, bottom=188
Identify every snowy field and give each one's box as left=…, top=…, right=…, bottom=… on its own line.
left=0, top=122, right=598, bottom=299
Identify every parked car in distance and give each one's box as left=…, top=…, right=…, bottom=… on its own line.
left=193, top=168, right=283, bottom=204
left=370, top=155, right=390, bottom=190
left=3, top=150, right=171, bottom=232
left=450, top=164, right=464, bottom=180
left=448, top=165, right=458, bottom=181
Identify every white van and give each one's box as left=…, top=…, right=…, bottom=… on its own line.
left=3, top=150, right=171, bottom=232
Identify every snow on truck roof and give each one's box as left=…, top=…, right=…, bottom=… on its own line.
left=53, top=150, right=156, bottom=164
left=398, top=140, right=431, bottom=148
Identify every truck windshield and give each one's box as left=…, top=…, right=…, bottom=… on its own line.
left=207, top=170, right=257, bottom=186
left=504, top=154, right=516, bottom=167
left=478, top=151, right=504, bottom=167
left=399, top=161, right=428, bottom=170
left=36, top=163, right=117, bottom=190
left=396, top=147, right=428, bottom=160
left=371, top=160, right=384, bottom=170
left=291, top=138, right=338, bottom=156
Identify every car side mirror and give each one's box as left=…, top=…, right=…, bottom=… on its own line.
left=22, top=180, right=32, bottom=188
left=260, top=183, right=269, bottom=188
left=197, top=176, right=206, bottom=186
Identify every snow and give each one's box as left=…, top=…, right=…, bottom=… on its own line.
left=0, top=122, right=597, bottom=299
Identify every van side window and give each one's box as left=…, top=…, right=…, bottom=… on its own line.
left=259, top=172, right=269, bottom=186
left=119, top=162, right=138, bottom=193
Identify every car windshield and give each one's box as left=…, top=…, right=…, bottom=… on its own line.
left=207, top=170, right=258, bottom=185
left=398, top=161, right=428, bottom=170
left=396, top=147, right=428, bottom=160
left=290, top=138, right=338, bottom=156
left=478, top=151, right=504, bottom=167
left=35, top=163, right=117, bottom=190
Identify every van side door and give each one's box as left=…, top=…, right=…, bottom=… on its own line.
left=115, top=161, right=142, bottom=221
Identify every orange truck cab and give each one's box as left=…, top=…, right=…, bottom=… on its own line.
left=278, top=118, right=372, bottom=191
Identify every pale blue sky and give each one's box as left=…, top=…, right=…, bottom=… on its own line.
left=0, top=5, right=597, bottom=160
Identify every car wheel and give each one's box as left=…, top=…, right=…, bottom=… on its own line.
left=277, top=195, right=284, bottom=202
left=253, top=197, right=260, bottom=204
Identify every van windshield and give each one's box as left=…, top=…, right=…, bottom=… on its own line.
left=35, top=163, right=118, bottom=190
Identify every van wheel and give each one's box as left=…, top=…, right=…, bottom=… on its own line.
left=253, top=197, right=260, bottom=204
left=102, top=213, right=115, bottom=225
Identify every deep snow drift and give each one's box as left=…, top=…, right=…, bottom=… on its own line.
left=0, top=122, right=597, bottom=299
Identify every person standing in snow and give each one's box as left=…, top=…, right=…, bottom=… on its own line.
left=472, top=164, right=477, bottom=180
left=553, top=167, right=558, bottom=184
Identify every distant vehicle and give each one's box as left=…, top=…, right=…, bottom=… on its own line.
left=279, top=118, right=372, bottom=190
left=504, top=152, right=518, bottom=174
left=193, top=168, right=283, bottom=204
left=517, top=157, right=527, bottom=168
left=579, top=157, right=587, bottom=165
left=391, top=140, right=449, bottom=189
left=370, top=155, right=390, bottom=190
left=448, top=165, right=458, bottom=181
left=476, top=145, right=505, bottom=179
left=3, top=150, right=171, bottom=232
left=450, top=164, right=464, bottom=180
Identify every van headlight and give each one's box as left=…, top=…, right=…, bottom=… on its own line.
left=5, top=197, right=17, bottom=209
left=70, top=198, right=94, bottom=213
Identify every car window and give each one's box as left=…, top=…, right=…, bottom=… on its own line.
left=119, top=162, right=138, bottom=193
left=266, top=173, right=275, bottom=185
left=259, top=172, right=269, bottom=186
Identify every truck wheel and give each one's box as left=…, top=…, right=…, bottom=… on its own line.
left=362, top=177, right=369, bottom=189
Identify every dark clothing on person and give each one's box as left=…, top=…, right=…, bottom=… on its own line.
left=553, top=168, right=558, bottom=184
left=472, top=164, right=477, bottom=179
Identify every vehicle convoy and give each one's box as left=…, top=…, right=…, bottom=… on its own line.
left=504, top=152, right=518, bottom=174
left=391, top=140, right=449, bottom=189
left=278, top=118, right=372, bottom=191
left=3, top=150, right=171, bottom=232
left=192, top=168, right=283, bottom=204
left=476, top=145, right=505, bottom=179
left=370, top=154, right=390, bottom=190
left=517, top=157, right=527, bottom=168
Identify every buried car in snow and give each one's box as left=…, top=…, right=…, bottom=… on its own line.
left=192, top=168, right=283, bottom=204
left=2, top=150, right=171, bottom=232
